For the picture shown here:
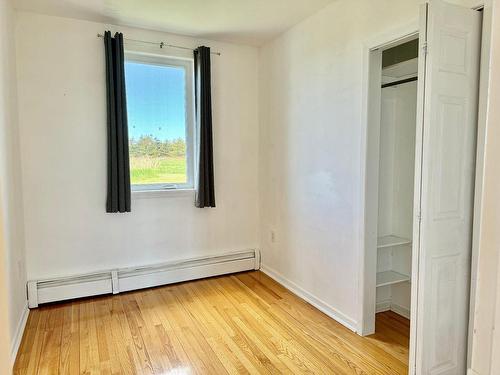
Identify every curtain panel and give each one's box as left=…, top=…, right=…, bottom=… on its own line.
left=104, top=31, right=131, bottom=213
left=194, top=46, right=216, bottom=208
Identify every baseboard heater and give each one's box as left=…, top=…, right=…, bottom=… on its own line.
left=27, top=249, right=260, bottom=308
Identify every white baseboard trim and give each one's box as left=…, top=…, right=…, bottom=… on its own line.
left=11, top=302, right=29, bottom=366
left=376, top=300, right=410, bottom=319
left=28, top=249, right=260, bottom=308
left=260, top=265, right=358, bottom=333
left=376, top=299, right=391, bottom=313
left=391, top=302, right=410, bottom=319
left=467, top=369, right=481, bottom=375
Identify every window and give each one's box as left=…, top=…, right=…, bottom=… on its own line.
left=124, top=53, right=194, bottom=191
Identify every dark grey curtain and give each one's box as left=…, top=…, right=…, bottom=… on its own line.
left=194, top=46, right=216, bottom=208
left=104, top=31, right=131, bottom=213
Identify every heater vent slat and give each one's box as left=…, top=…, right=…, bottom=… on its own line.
left=27, top=249, right=260, bottom=308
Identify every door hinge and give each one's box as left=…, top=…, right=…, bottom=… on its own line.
left=421, top=42, right=428, bottom=55
left=417, top=212, right=422, bottom=223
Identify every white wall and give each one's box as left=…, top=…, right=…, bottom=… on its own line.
left=0, top=0, right=16, bottom=370
left=258, top=0, right=482, bottom=331
left=258, top=0, right=427, bottom=328
left=0, top=0, right=28, bottom=367
left=15, top=12, right=260, bottom=280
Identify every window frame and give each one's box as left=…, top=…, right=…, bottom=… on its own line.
left=124, top=51, right=196, bottom=193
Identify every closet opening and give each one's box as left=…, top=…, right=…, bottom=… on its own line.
left=359, top=33, right=420, bottom=350
left=374, top=38, right=418, bottom=358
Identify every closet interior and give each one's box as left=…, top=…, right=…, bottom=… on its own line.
left=375, top=39, right=418, bottom=321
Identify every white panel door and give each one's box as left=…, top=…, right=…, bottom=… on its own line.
left=412, top=1, right=481, bottom=374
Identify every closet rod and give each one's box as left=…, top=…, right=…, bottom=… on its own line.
left=382, top=76, right=417, bottom=88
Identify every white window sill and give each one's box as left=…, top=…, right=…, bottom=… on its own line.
left=132, top=188, right=195, bottom=200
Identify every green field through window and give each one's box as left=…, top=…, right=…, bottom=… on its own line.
left=130, top=156, right=186, bottom=185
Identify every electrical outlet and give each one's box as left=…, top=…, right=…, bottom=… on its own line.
left=270, top=230, right=276, bottom=243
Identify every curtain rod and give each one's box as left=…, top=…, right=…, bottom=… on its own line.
left=96, top=33, right=221, bottom=56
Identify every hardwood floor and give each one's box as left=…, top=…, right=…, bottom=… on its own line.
left=13, top=271, right=409, bottom=374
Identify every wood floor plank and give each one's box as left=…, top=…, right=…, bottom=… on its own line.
left=109, top=295, right=148, bottom=375
left=14, top=308, right=42, bottom=374
left=37, top=304, right=64, bottom=375
left=228, top=275, right=391, bottom=374
left=59, top=302, right=80, bottom=374
left=215, top=277, right=339, bottom=374
left=178, top=283, right=253, bottom=374
left=79, top=299, right=101, bottom=375
left=184, top=280, right=264, bottom=374
left=120, top=293, right=156, bottom=374
left=245, top=272, right=407, bottom=374
left=13, top=271, right=410, bottom=374
left=22, top=308, right=48, bottom=374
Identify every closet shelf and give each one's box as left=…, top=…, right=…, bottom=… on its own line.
left=377, top=235, right=412, bottom=249
left=376, top=270, right=410, bottom=287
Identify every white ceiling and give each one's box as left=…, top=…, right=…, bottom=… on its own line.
left=14, top=0, right=335, bottom=46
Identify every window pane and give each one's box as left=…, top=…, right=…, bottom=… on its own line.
left=125, top=61, right=187, bottom=186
